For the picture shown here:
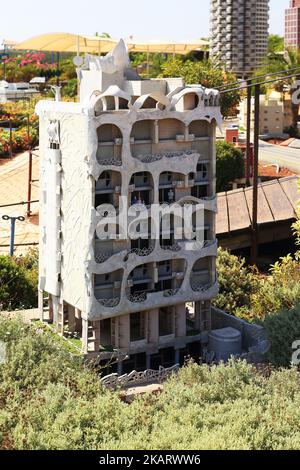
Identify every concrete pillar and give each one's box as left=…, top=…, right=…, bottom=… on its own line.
left=51, top=295, right=60, bottom=326
left=154, top=120, right=159, bottom=144
left=184, top=124, right=189, bottom=141
left=75, top=308, right=82, bottom=333
left=118, top=314, right=130, bottom=350
left=175, top=304, right=186, bottom=338
left=82, top=317, right=88, bottom=354
left=195, top=302, right=201, bottom=330
left=148, top=309, right=159, bottom=344
left=90, top=321, right=101, bottom=353
left=48, top=295, right=54, bottom=323
left=38, top=290, right=44, bottom=321
left=175, top=349, right=180, bottom=365
left=68, top=305, right=76, bottom=333
left=117, top=358, right=123, bottom=376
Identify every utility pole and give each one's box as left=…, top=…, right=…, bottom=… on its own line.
left=251, top=84, right=260, bottom=266
left=246, top=79, right=252, bottom=186
left=2, top=215, right=25, bottom=256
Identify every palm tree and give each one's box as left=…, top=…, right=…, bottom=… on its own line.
left=255, top=48, right=300, bottom=132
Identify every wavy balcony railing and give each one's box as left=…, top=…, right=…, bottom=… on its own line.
left=163, top=288, right=179, bottom=298
left=128, top=292, right=148, bottom=304
left=98, top=158, right=122, bottom=167
left=161, top=243, right=181, bottom=252
left=98, top=298, right=121, bottom=308
left=139, top=149, right=197, bottom=163
left=95, top=252, right=112, bottom=264
left=191, top=282, right=214, bottom=293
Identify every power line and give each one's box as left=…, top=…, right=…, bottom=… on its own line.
left=218, top=65, right=300, bottom=91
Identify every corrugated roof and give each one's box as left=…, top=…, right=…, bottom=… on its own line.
left=216, top=176, right=299, bottom=235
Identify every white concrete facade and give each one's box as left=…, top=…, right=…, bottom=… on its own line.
left=37, top=41, right=221, bottom=368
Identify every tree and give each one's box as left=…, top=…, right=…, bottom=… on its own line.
left=216, top=141, right=245, bottom=192
left=268, top=34, right=284, bottom=54
left=160, top=58, right=241, bottom=117
left=254, top=48, right=300, bottom=131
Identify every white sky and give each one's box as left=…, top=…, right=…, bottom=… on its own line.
left=1, top=0, right=286, bottom=43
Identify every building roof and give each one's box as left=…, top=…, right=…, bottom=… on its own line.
left=13, top=33, right=209, bottom=55
left=216, top=176, right=299, bottom=235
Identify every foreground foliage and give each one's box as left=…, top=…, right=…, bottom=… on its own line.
left=215, top=249, right=300, bottom=322
left=0, top=249, right=38, bottom=310
left=1, top=317, right=300, bottom=450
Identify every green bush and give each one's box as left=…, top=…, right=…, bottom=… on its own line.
left=0, top=253, right=37, bottom=311
left=262, top=305, right=300, bottom=368
left=214, top=248, right=259, bottom=316
left=216, top=141, right=245, bottom=192
left=215, top=249, right=300, bottom=322
left=2, top=317, right=300, bottom=449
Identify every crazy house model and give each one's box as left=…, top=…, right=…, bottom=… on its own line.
left=37, top=40, right=222, bottom=372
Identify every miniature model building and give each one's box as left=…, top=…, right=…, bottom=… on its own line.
left=37, top=40, right=222, bottom=373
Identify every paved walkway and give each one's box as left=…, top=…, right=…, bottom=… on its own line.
left=0, top=308, right=40, bottom=323
left=0, top=150, right=39, bottom=255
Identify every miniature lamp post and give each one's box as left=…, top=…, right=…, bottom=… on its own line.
left=2, top=215, right=25, bottom=256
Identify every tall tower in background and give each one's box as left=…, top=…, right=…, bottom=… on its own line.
left=210, top=0, right=269, bottom=77
left=285, top=0, right=300, bottom=50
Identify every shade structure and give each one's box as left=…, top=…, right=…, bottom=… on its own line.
left=13, top=33, right=209, bottom=55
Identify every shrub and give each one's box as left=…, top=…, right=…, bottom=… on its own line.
left=0, top=255, right=37, bottom=310
left=216, top=141, right=245, bottom=192
left=2, top=318, right=300, bottom=449
left=214, top=248, right=259, bottom=316
left=262, top=305, right=300, bottom=368
left=215, top=249, right=300, bottom=322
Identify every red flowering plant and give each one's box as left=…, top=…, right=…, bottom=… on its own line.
left=1, top=53, right=57, bottom=82
left=0, top=101, right=39, bottom=157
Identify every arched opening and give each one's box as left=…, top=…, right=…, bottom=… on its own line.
left=130, top=171, right=154, bottom=206
left=184, top=93, right=199, bottom=110
left=95, top=269, right=123, bottom=307
left=192, top=208, right=213, bottom=244
left=191, top=160, right=210, bottom=199
left=95, top=170, right=121, bottom=208
left=159, top=171, right=186, bottom=204
left=130, top=120, right=155, bottom=158
left=97, top=124, right=122, bottom=165
left=159, top=118, right=185, bottom=141
left=189, top=120, right=210, bottom=138
left=127, top=263, right=154, bottom=303
left=155, top=258, right=186, bottom=294
left=160, top=212, right=184, bottom=250
left=190, top=258, right=212, bottom=292
left=140, top=96, right=161, bottom=109
left=129, top=217, right=154, bottom=254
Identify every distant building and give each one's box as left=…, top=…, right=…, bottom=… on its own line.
left=210, top=0, right=269, bottom=77
left=285, top=0, right=300, bottom=49
left=239, top=91, right=292, bottom=137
